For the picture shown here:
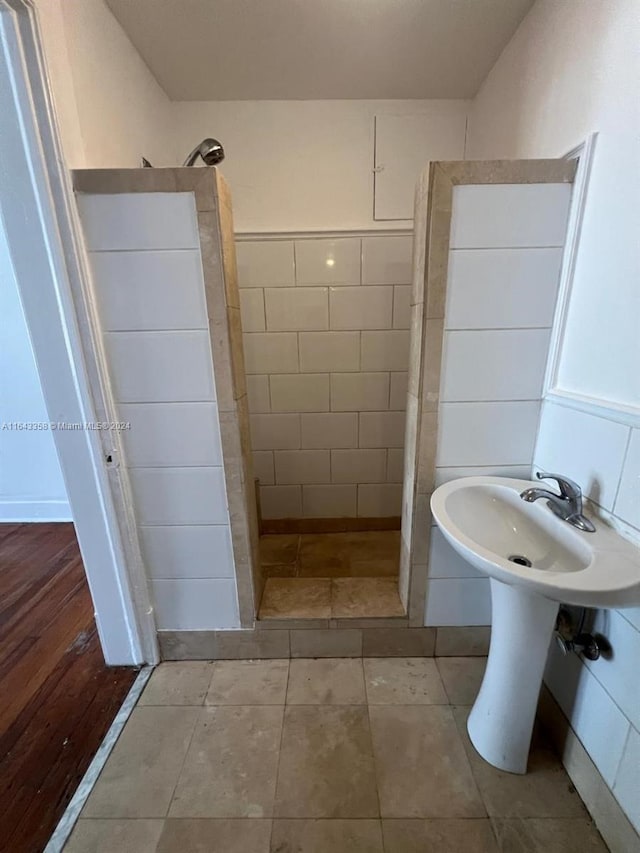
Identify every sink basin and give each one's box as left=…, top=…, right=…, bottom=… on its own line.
left=430, top=476, right=640, bottom=775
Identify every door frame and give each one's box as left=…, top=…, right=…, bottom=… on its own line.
left=0, top=0, right=157, bottom=664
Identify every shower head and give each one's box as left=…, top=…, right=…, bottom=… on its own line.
left=183, top=138, right=225, bottom=167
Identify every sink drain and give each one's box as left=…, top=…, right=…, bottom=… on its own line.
left=508, top=554, right=532, bottom=567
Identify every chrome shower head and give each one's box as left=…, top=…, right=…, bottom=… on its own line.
left=183, top=138, right=225, bottom=167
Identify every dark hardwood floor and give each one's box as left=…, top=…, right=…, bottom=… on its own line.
left=0, top=522, right=138, bottom=853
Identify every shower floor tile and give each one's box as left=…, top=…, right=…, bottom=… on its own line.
left=258, top=576, right=405, bottom=621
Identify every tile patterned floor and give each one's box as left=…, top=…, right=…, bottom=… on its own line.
left=259, top=576, right=405, bottom=619
left=63, top=657, right=609, bottom=853
left=260, top=531, right=401, bottom=578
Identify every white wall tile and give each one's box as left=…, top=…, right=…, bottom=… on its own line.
left=331, top=449, right=387, bottom=484
left=274, top=450, right=330, bottom=485
left=129, top=467, right=229, bottom=525
left=77, top=193, right=199, bottom=251
left=119, top=403, right=222, bottom=467
left=362, top=235, right=413, bottom=284
left=239, top=289, right=266, bottom=332
left=449, top=184, right=572, bottom=249
left=357, top=483, right=402, bottom=516
left=152, top=578, right=239, bottom=630
left=621, top=607, right=640, bottom=633
left=614, top=428, right=640, bottom=529
left=389, top=372, right=408, bottom=411
left=140, top=524, right=234, bottom=579
left=330, top=286, right=393, bottom=330
left=105, top=331, right=215, bottom=403
left=252, top=450, right=275, bottom=485
left=437, top=401, right=540, bottom=466
left=359, top=411, right=406, bottom=448
left=299, top=332, right=360, bottom=373
left=301, top=413, right=358, bottom=449
left=445, top=248, right=563, bottom=329
left=303, top=484, right=357, bottom=517
left=441, top=329, right=550, bottom=402
left=331, top=373, right=390, bottom=412
left=534, top=402, right=630, bottom=511
left=361, top=330, right=410, bottom=371
left=387, top=449, right=405, bottom=483
left=260, top=485, right=302, bottom=519
left=428, top=527, right=482, bottom=579
left=613, top=725, right=640, bottom=832
left=242, top=332, right=299, bottom=374
left=265, top=287, right=328, bottom=331
left=434, top=465, right=532, bottom=487
left=90, top=250, right=207, bottom=331
left=424, top=578, right=492, bottom=626
left=236, top=240, right=295, bottom=287
left=545, top=644, right=630, bottom=786
left=250, top=414, right=300, bottom=450
left=246, top=375, right=271, bottom=413
left=270, top=374, right=330, bottom=413
left=392, top=286, right=412, bottom=330
left=295, top=238, right=360, bottom=285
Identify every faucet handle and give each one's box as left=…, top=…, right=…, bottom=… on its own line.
left=536, top=471, right=582, bottom=500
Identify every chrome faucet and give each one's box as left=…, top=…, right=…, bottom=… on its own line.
left=520, top=472, right=596, bottom=532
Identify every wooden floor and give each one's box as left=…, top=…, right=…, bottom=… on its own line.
left=0, top=522, right=137, bottom=853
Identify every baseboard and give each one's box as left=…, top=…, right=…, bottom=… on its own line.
left=538, top=684, right=640, bottom=853
left=0, top=499, right=72, bottom=522
left=260, top=516, right=402, bottom=534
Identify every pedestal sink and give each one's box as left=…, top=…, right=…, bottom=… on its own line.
left=430, top=476, right=640, bottom=774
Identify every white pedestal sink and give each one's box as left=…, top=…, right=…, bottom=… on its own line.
left=431, top=476, right=640, bottom=774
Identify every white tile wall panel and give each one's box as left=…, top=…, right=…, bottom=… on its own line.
left=90, top=250, right=207, bottom=331
left=361, top=330, right=410, bottom=371
left=361, top=235, right=413, bottom=285
left=389, top=372, right=408, bottom=411
left=295, top=238, right=361, bottom=285
left=140, top=524, right=235, bottom=579
left=77, top=193, right=199, bottom=251
left=428, top=528, right=483, bottom=579
left=449, top=184, right=572, bottom=249
left=434, top=465, right=532, bottom=487
left=613, top=725, right=640, bottom=832
left=302, top=485, right=357, bottom=518
left=357, top=483, right=403, bottom=516
left=265, top=287, right=329, bottom=331
left=260, top=485, right=303, bottom=519
left=105, top=331, right=216, bottom=403
left=242, top=332, right=299, bottom=374
left=386, top=449, right=405, bottom=483
left=392, top=286, right=412, bottom=330
left=331, top=449, right=387, bottom=484
left=445, top=248, right=563, bottom=329
left=239, top=289, right=266, bottom=331
left=129, top=467, right=229, bottom=526
left=359, top=411, right=406, bottom=449
left=437, top=401, right=540, bottom=467
left=301, top=413, right=358, bottom=449
left=236, top=240, right=295, bottom=287
left=534, top=402, right=630, bottom=511
left=274, top=450, right=331, bottom=485
left=118, top=403, right=222, bottom=467
left=250, top=414, right=301, bottom=450
left=329, top=286, right=393, bottom=330
left=331, top=373, right=390, bottom=412
left=441, top=329, right=550, bottom=402
left=270, top=374, right=330, bottom=413
left=152, top=578, right=239, bottom=630
left=299, top=332, right=360, bottom=373
left=545, top=644, right=630, bottom=786
left=246, top=375, right=271, bottom=413
left=614, top=428, right=640, bottom=529
left=252, top=450, right=275, bottom=486
left=424, top=578, right=492, bottom=626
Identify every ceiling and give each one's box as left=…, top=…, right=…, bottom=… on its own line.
left=105, top=0, right=534, bottom=101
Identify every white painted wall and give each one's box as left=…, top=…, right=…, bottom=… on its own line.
left=467, top=0, right=640, bottom=409
left=172, top=100, right=468, bottom=232
left=0, top=223, right=70, bottom=520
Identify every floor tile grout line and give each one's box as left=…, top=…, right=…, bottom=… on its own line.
left=269, top=660, right=291, bottom=844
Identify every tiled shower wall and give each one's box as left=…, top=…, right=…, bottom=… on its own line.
left=236, top=235, right=413, bottom=519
